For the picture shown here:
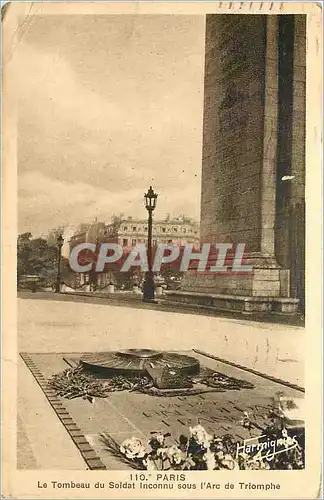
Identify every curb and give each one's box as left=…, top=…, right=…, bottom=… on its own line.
left=193, top=349, right=305, bottom=393
left=20, top=352, right=107, bottom=470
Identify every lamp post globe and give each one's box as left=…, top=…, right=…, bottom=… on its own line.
left=55, top=234, right=64, bottom=293
left=143, top=186, right=158, bottom=302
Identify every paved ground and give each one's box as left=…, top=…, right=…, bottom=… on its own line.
left=21, top=350, right=303, bottom=470
left=17, top=293, right=305, bottom=469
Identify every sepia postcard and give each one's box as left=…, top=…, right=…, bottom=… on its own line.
left=1, top=1, right=323, bottom=498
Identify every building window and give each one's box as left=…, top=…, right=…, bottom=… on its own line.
left=168, top=239, right=172, bottom=244
left=173, top=227, right=178, bottom=232
left=183, top=228, right=186, bottom=233
left=132, top=226, right=137, bottom=232
left=123, top=238, right=128, bottom=247
left=162, top=227, right=166, bottom=233
left=132, top=239, right=137, bottom=246
left=123, top=226, right=128, bottom=231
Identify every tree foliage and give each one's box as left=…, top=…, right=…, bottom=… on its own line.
left=17, top=232, right=67, bottom=288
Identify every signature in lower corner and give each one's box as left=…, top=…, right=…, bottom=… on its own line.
left=236, top=429, right=300, bottom=462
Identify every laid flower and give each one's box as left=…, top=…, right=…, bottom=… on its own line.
left=244, top=459, right=263, bottom=470
left=237, top=451, right=249, bottom=461
left=240, top=411, right=252, bottom=429
left=221, top=453, right=239, bottom=470
left=248, top=458, right=271, bottom=470
left=212, top=437, right=224, bottom=452
left=120, top=437, right=147, bottom=459
left=221, top=434, right=238, bottom=456
left=156, top=447, right=170, bottom=459
left=143, top=456, right=158, bottom=470
left=282, top=428, right=288, bottom=439
left=189, top=425, right=213, bottom=448
left=104, top=419, right=304, bottom=471
left=155, top=433, right=166, bottom=445
left=276, top=429, right=299, bottom=449
left=178, top=434, right=188, bottom=452
left=203, top=449, right=216, bottom=470
left=181, top=456, right=196, bottom=470
left=259, top=460, right=271, bottom=470
left=166, top=445, right=187, bottom=465
left=149, top=432, right=167, bottom=451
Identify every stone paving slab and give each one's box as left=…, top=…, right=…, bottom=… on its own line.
left=20, top=351, right=304, bottom=470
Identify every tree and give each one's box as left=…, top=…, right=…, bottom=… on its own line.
left=17, top=233, right=58, bottom=288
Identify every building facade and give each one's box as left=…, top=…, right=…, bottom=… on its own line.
left=69, top=217, right=200, bottom=250
left=113, top=217, right=200, bottom=249
left=68, top=217, right=200, bottom=289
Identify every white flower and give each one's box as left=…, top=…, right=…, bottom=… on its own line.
left=204, top=449, right=216, bottom=470
left=166, top=445, right=186, bottom=465
left=280, top=429, right=297, bottom=448
left=189, top=425, right=213, bottom=447
left=215, top=450, right=225, bottom=460
left=237, top=451, right=249, bottom=461
left=259, top=460, right=271, bottom=470
left=157, top=447, right=169, bottom=458
left=143, top=457, right=157, bottom=470
left=156, top=433, right=165, bottom=446
left=120, top=437, right=146, bottom=459
left=213, top=438, right=224, bottom=451
left=221, top=454, right=239, bottom=470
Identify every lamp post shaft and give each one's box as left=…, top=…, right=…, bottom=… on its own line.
left=143, top=211, right=155, bottom=301
left=55, top=243, right=63, bottom=293
left=147, top=211, right=153, bottom=272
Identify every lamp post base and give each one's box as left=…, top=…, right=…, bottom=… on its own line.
left=143, top=298, right=159, bottom=304
left=142, top=272, right=155, bottom=302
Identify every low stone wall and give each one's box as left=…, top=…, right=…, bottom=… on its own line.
left=165, top=290, right=299, bottom=315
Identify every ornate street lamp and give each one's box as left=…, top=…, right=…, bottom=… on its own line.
left=143, top=186, right=158, bottom=302
left=55, top=234, right=64, bottom=293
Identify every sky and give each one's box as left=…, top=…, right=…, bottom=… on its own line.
left=17, top=14, right=206, bottom=238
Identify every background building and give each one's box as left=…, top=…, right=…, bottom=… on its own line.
left=112, top=216, right=200, bottom=249
left=69, top=216, right=200, bottom=249
left=68, top=216, right=200, bottom=290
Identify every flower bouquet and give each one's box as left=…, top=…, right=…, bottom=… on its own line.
left=101, top=422, right=304, bottom=470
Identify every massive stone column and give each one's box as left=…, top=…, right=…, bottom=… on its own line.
left=167, top=14, right=305, bottom=314
left=275, top=15, right=306, bottom=310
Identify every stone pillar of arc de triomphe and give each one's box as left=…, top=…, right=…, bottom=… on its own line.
left=168, top=14, right=306, bottom=314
